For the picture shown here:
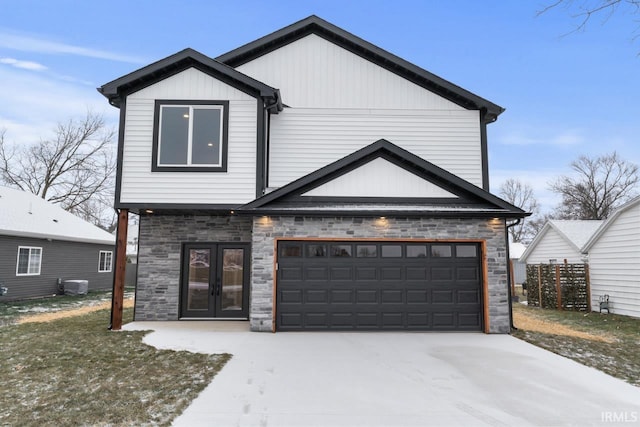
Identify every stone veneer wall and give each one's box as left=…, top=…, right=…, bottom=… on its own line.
left=251, top=216, right=509, bottom=333
left=135, top=214, right=252, bottom=320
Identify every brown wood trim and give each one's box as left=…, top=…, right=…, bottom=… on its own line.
left=481, top=241, right=490, bottom=334
left=110, top=209, right=128, bottom=331
left=272, top=238, right=278, bottom=333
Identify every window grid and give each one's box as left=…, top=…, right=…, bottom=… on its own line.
left=99, top=251, right=113, bottom=272
left=16, top=246, right=42, bottom=276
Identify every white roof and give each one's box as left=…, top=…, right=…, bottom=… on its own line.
left=509, top=241, right=527, bottom=259
left=549, top=220, right=603, bottom=250
left=0, top=186, right=115, bottom=245
left=520, top=219, right=602, bottom=262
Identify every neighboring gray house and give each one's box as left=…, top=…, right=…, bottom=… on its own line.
left=582, top=197, right=640, bottom=318
left=519, top=220, right=602, bottom=265
left=509, top=241, right=527, bottom=286
left=99, top=16, right=526, bottom=333
left=0, top=186, right=115, bottom=300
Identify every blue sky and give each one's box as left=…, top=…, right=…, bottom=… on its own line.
left=1, top=0, right=638, bottom=212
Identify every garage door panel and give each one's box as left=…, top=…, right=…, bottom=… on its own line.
left=356, top=290, right=378, bottom=303
left=407, top=312, right=429, bottom=327
left=280, top=313, right=302, bottom=327
left=406, top=267, right=427, bottom=280
left=433, top=312, right=455, bottom=328
left=456, top=267, right=479, bottom=281
left=305, top=312, right=328, bottom=327
left=356, top=267, right=377, bottom=280
left=306, top=290, right=328, bottom=304
left=406, top=290, right=428, bottom=303
left=280, top=266, right=303, bottom=281
left=305, top=267, right=328, bottom=280
left=331, top=266, right=353, bottom=280
left=380, top=267, right=402, bottom=280
left=331, top=312, right=354, bottom=327
left=381, top=290, right=403, bottom=303
left=330, top=289, right=353, bottom=304
left=431, top=267, right=453, bottom=281
left=382, top=312, right=403, bottom=327
left=432, top=290, right=454, bottom=304
left=458, top=290, right=480, bottom=304
left=356, top=312, right=378, bottom=327
left=280, top=289, right=303, bottom=304
left=276, top=241, right=482, bottom=331
left=459, top=313, right=481, bottom=328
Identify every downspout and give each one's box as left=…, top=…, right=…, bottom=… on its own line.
left=505, top=218, right=521, bottom=332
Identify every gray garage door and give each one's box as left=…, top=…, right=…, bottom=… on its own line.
left=276, top=241, right=483, bottom=331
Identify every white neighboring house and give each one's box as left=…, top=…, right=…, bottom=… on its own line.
left=0, top=186, right=115, bottom=300
left=519, top=220, right=602, bottom=265
left=582, top=197, right=640, bottom=318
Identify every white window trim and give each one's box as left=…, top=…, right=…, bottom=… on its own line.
left=99, top=250, right=113, bottom=273
left=157, top=104, right=224, bottom=167
left=16, top=246, right=42, bottom=276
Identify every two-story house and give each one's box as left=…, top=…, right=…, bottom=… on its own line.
left=100, top=16, right=527, bottom=333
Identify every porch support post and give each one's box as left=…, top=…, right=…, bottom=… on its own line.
left=110, top=209, right=129, bottom=331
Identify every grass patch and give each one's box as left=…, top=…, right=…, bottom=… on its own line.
left=513, top=304, right=640, bottom=386
left=0, top=307, right=230, bottom=426
left=0, top=290, right=132, bottom=326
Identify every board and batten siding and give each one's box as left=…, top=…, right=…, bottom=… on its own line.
left=120, top=67, right=258, bottom=205
left=268, top=108, right=482, bottom=188
left=0, top=235, right=114, bottom=300
left=236, top=34, right=466, bottom=110
left=588, top=205, right=640, bottom=317
left=302, top=157, right=457, bottom=198
left=524, top=228, right=583, bottom=264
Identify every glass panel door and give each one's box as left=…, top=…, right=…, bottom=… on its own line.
left=181, top=247, right=215, bottom=318
left=181, top=243, right=249, bottom=319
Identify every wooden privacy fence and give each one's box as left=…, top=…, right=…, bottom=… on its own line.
left=526, top=263, right=591, bottom=311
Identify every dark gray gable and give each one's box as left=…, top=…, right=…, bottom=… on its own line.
left=238, top=139, right=527, bottom=218
left=98, top=48, right=282, bottom=111
left=216, top=15, right=504, bottom=123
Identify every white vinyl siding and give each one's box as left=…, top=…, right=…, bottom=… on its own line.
left=236, top=34, right=466, bottom=110
left=269, top=108, right=482, bottom=188
left=523, top=228, right=583, bottom=264
left=303, top=158, right=457, bottom=198
left=588, top=205, right=640, bottom=317
left=120, top=68, right=257, bottom=205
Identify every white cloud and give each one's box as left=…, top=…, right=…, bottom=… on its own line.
left=0, top=57, right=47, bottom=71
left=0, top=29, right=145, bottom=64
left=0, top=66, right=118, bottom=145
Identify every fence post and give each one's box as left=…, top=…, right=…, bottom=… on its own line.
left=538, top=264, right=543, bottom=308
left=555, top=264, right=562, bottom=310
left=585, top=263, right=592, bottom=312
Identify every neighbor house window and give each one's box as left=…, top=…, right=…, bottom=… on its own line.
left=152, top=100, right=229, bottom=172
left=99, top=251, right=113, bottom=272
left=16, top=246, right=42, bottom=276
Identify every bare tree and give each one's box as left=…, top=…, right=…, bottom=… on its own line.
left=550, top=152, right=638, bottom=220
left=0, top=111, right=117, bottom=230
left=538, top=1, right=640, bottom=48
left=500, top=178, right=539, bottom=243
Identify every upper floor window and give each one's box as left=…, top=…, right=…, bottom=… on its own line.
left=152, top=100, right=229, bottom=172
left=16, top=246, right=42, bottom=276
left=99, top=251, right=113, bottom=273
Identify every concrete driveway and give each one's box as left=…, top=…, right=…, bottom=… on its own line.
left=124, top=322, right=640, bottom=426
